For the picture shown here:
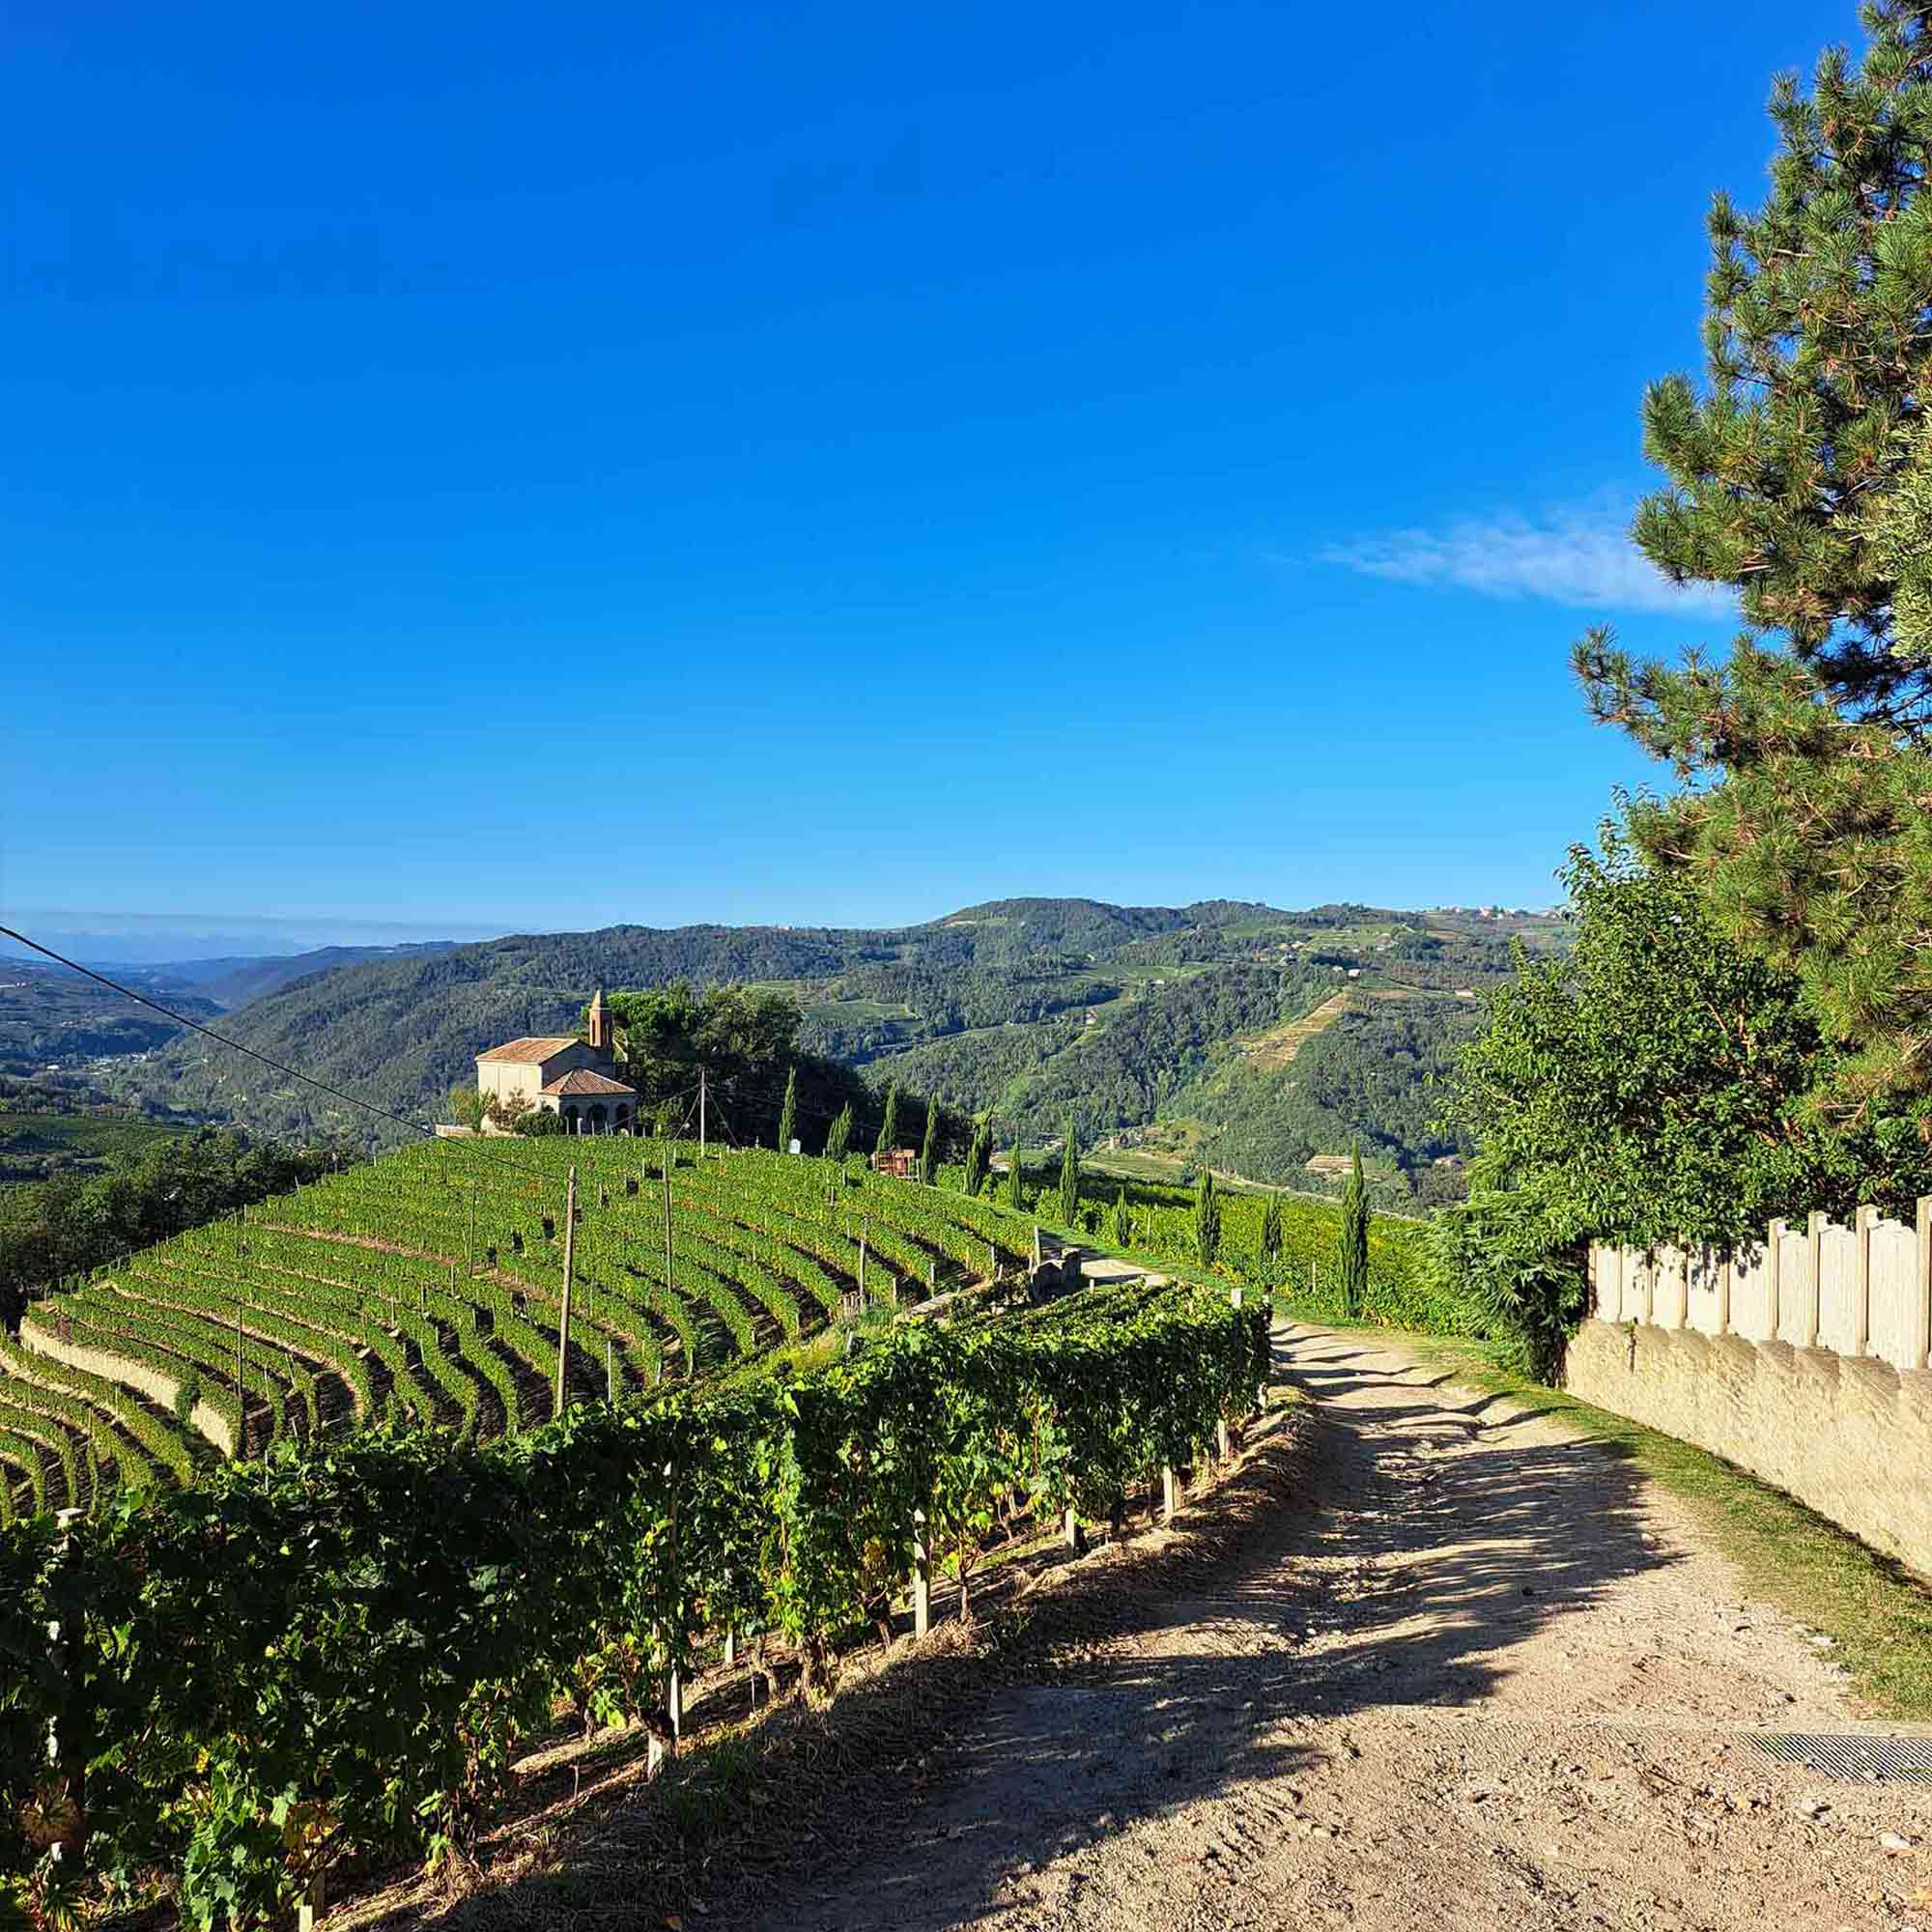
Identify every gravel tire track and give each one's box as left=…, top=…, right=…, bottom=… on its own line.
left=755, top=1321, right=1932, bottom=1932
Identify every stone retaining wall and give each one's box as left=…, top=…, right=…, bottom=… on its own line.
left=1571, top=1218, right=1932, bottom=1579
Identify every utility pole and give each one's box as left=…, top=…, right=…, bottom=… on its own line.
left=699, top=1066, right=707, bottom=1151
left=554, top=1166, right=577, bottom=1420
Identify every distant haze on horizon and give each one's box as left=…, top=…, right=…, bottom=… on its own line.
left=0, top=890, right=1562, bottom=969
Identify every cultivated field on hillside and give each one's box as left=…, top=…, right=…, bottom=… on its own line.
left=0, top=1140, right=1038, bottom=1520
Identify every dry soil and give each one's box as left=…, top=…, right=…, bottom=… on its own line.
left=751, top=1321, right=1932, bottom=1932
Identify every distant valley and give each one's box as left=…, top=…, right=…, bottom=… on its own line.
left=26, top=898, right=1564, bottom=1205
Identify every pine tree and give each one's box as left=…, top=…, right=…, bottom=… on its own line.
left=777, top=1066, right=798, bottom=1154
left=1340, top=1143, right=1369, bottom=1317
left=1261, top=1190, right=1283, bottom=1266
left=1195, top=1170, right=1220, bottom=1267
left=876, top=1082, right=899, bottom=1157
left=963, top=1120, right=989, bottom=1198
left=919, top=1095, right=941, bottom=1185
left=825, top=1103, right=853, bottom=1164
left=1006, top=1133, right=1024, bottom=1210
left=1574, top=10, right=1932, bottom=1106
left=1112, top=1184, right=1132, bottom=1246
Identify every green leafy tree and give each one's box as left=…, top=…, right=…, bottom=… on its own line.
left=876, top=1081, right=899, bottom=1156
left=825, top=1103, right=853, bottom=1163
left=1195, top=1169, right=1220, bottom=1267
left=1339, top=1145, right=1369, bottom=1316
left=1112, top=1184, right=1132, bottom=1245
left=1006, top=1133, right=1024, bottom=1210
left=1575, top=9, right=1932, bottom=1108
left=1422, top=1182, right=1585, bottom=1383
left=962, top=1120, right=989, bottom=1198
left=447, top=1085, right=488, bottom=1131
left=777, top=1066, right=799, bottom=1153
left=919, top=1095, right=941, bottom=1184
left=1058, top=1112, right=1079, bottom=1226
left=1261, top=1190, right=1283, bottom=1265
left=1452, top=826, right=1930, bottom=1248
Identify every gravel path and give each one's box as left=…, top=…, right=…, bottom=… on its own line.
left=757, top=1321, right=1932, bottom=1932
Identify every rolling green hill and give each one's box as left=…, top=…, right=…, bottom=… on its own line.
left=101, top=897, right=1561, bottom=1201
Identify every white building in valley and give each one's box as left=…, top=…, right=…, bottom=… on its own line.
left=474, top=989, right=637, bottom=1134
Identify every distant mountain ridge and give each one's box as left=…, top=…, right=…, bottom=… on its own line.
left=102, top=897, right=1565, bottom=1199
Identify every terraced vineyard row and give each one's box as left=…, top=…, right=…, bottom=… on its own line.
left=0, top=1138, right=1040, bottom=1518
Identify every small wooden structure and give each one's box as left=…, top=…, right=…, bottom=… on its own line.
left=870, top=1147, right=918, bottom=1179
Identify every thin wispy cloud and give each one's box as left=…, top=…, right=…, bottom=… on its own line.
left=1319, top=505, right=1735, bottom=617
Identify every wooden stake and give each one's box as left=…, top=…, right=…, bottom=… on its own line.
left=663, top=1156, right=677, bottom=1367
left=912, top=1507, right=932, bottom=1639
left=296, top=1868, right=326, bottom=1932
left=554, top=1166, right=577, bottom=1420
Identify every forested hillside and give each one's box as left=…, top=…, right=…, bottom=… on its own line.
left=102, top=897, right=1558, bottom=1201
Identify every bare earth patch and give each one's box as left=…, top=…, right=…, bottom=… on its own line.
left=746, top=1323, right=1932, bottom=1932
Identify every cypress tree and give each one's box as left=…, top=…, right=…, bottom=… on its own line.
left=1261, top=1190, right=1283, bottom=1266
left=876, top=1082, right=899, bottom=1157
left=825, top=1103, right=853, bottom=1164
left=1058, top=1111, right=1079, bottom=1226
left=1195, top=1170, right=1220, bottom=1267
left=1112, top=1184, right=1132, bottom=1246
left=777, top=1066, right=798, bottom=1154
left=919, top=1095, right=941, bottom=1185
left=963, top=1119, right=989, bottom=1198
left=1006, top=1132, right=1024, bottom=1209
left=1340, top=1143, right=1369, bottom=1317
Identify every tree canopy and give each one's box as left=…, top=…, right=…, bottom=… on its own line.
left=1576, top=6, right=1932, bottom=1109
left=1451, top=827, right=1932, bottom=1248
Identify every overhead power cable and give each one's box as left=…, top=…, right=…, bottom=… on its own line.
left=0, top=921, right=551, bottom=1183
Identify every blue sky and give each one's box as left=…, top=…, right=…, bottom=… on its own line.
left=0, top=2, right=1847, bottom=940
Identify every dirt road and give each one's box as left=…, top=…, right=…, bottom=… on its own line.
left=755, top=1321, right=1932, bottom=1932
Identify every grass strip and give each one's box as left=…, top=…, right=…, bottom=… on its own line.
left=1287, top=1312, right=1932, bottom=1723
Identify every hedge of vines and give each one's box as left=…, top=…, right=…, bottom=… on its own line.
left=0, top=1287, right=1267, bottom=1927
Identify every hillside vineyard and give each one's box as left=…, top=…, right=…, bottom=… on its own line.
left=0, top=1142, right=1037, bottom=1517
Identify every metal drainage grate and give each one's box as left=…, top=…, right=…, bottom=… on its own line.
left=1748, top=1733, right=1932, bottom=1782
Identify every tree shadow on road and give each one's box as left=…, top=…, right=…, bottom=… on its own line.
left=389, top=1327, right=1669, bottom=1932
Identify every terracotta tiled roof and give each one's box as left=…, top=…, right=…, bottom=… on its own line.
left=476, top=1037, right=581, bottom=1065
left=541, top=1069, right=636, bottom=1097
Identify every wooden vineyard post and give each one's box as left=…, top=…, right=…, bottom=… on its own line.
left=296, top=1868, right=326, bottom=1932
left=661, top=1151, right=676, bottom=1321
left=606, top=1337, right=616, bottom=1405
left=1063, top=1505, right=1080, bottom=1549
left=1162, top=1465, right=1178, bottom=1523
left=859, top=1217, right=868, bottom=1306
left=47, top=1507, right=87, bottom=1878
left=912, top=1507, right=932, bottom=1640
left=956, top=1528, right=971, bottom=1623
left=234, top=1307, right=245, bottom=1460
left=650, top=1463, right=682, bottom=1778
left=554, top=1166, right=577, bottom=1420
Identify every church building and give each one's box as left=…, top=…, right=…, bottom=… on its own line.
left=474, top=990, right=638, bottom=1134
